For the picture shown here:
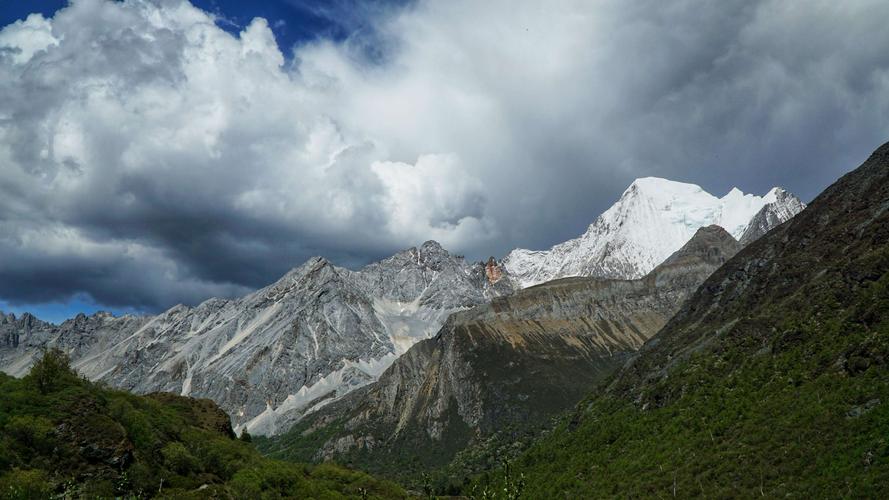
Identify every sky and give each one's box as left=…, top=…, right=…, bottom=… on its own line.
left=0, top=0, right=888, bottom=322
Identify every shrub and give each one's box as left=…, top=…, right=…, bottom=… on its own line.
left=161, top=442, right=200, bottom=475
left=27, top=348, right=77, bottom=394
left=228, top=460, right=308, bottom=497
left=4, top=415, right=55, bottom=453
left=188, top=432, right=255, bottom=480
left=0, top=469, right=52, bottom=499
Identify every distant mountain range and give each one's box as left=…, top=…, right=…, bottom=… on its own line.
left=2, top=241, right=512, bottom=436
left=0, top=177, right=804, bottom=437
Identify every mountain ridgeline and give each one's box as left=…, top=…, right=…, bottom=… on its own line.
left=257, top=226, right=743, bottom=483
left=503, top=179, right=805, bottom=287
left=481, top=142, right=889, bottom=497
left=1, top=242, right=513, bottom=437
left=0, top=178, right=802, bottom=442
left=0, top=164, right=823, bottom=496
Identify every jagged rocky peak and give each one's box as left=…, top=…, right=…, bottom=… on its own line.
left=281, top=255, right=335, bottom=279
left=1, top=311, right=47, bottom=333
left=0, top=239, right=516, bottom=438
left=350, top=240, right=514, bottom=309
left=275, top=256, right=340, bottom=288
left=503, top=177, right=805, bottom=288
left=390, top=240, right=465, bottom=273
left=392, top=240, right=452, bottom=269
left=416, top=239, right=448, bottom=256
left=739, top=187, right=807, bottom=245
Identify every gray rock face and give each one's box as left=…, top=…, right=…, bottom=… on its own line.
left=266, top=226, right=742, bottom=473
left=0, top=241, right=515, bottom=436
left=739, top=187, right=807, bottom=245
left=0, top=311, right=149, bottom=376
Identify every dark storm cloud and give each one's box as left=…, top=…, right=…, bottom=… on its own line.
left=0, top=0, right=887, bottom=312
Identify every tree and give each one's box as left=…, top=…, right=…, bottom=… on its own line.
left=28, top=348, right=76, bottom=394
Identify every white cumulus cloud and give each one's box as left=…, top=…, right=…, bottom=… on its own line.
left=0, top=0, right=888, bottom=310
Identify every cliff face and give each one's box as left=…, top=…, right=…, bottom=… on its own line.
left=261, top=226, right=742, bottom=476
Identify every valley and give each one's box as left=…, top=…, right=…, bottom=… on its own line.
left=0, top=1, right=885, bottom=496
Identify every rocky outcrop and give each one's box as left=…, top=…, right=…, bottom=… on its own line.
left=56, top=397, right=135, bottom=473
left=262, top=226, right=742, bottom=474
left=484, top=257, right=503, bottom=284
left=738, top=187, right=807, bottom=245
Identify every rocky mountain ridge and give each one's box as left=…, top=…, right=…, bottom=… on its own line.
left=1, top=241, right=512, bottom=436
left=0, top=177, right=804, bottom=439
left=738, top=187, right=807, bottom=245
left=258, top=226, right=744, bottom=479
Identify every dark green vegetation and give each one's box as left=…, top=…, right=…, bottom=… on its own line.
left=474, top=143, right=889, bottom=497
left=0, top=350, right=405, bottom=499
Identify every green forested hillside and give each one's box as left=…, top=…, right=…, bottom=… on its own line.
left=475, top=143, right=889, bottom=497
left=0, top=350, right=405, bottom=499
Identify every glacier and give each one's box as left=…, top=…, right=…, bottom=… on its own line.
left=503, top=178, right=805, bottom=288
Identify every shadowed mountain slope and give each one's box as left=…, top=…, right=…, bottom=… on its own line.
left=493, top=141, right=889, bottom=498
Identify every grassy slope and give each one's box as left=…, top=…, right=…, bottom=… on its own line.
left=478, top=143, right=889, bottom=498
left=509, top=270, right=889, bottom=498
left=0, top=352, right=406, bottom=499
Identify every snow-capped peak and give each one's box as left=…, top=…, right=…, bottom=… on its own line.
left=503, top=177, right=805, bottom=288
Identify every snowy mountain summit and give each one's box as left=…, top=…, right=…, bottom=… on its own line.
left=503, top=177, right=805, bottom=288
